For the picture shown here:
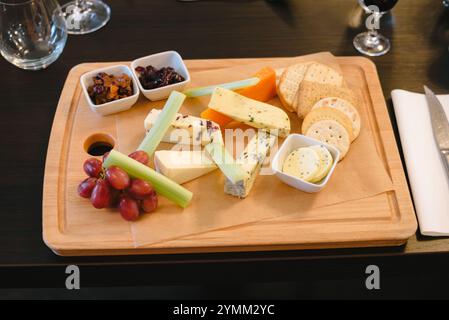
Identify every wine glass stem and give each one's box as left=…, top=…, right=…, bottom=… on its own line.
left=372, top=11, right=383, bottom=31
left=366, top=11, right=383, bottom=40
left=365, top=29, right=380, bottom=48
left=368, top=29, right=378, bottom=37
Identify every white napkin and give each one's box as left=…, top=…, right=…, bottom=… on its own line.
left=392, top=89, right=449, bottom=236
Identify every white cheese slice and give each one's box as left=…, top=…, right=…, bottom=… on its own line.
left=144, top=109, right=222, bottom=146
left=208, top=87, right=290, bottom=137
left=224, top=131, right=276, bottom=198
left=154, top=150, right=217, bottom=184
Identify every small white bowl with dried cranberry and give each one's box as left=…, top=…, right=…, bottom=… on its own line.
left=131, top=51, right=191, bottom=101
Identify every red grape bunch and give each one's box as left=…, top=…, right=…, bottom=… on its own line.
left=77, top=150, right=158, bottom=221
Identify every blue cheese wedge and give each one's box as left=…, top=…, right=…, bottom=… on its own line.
left=154, top=150, right=217, bottom=184
left=205, top=142, right=247, bottom=184
left=144, top=109, right=222, bottom=146
left=208, top=87, right=290, bottom=137
left=224, top=131, right=276, bottom=198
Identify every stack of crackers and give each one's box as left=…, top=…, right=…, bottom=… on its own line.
left=277, top=62, right=361, bottom=160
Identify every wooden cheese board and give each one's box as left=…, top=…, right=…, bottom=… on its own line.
left=43, top=53, right=417, bottom=256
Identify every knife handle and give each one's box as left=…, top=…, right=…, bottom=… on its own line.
left=442, top=150, right=449, bottom=174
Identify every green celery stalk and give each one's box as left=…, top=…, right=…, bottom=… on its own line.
left=205, top=142, right=247, bottom=184
left=137, top=91, right=186, bottom=155
left=104, top=150, right=193, bottom=208
left=183, top=77, right=260, bottom=98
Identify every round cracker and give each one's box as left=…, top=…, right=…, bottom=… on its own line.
left=301, top=107, right=354, bottom=141
left=277, top=63, right=312, bottom=112
left=305, top=120, right=350, bottom=160
left=312, top=97, right=361, bottom=141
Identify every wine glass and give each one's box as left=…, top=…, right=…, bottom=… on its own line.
left=353, top=0, right=398, bottom=56
left=60, top=0, right=110, bottom=35
left=0, top=0, right=68, bottom=70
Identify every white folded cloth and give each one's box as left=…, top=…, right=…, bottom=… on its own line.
left=392, top=89, right=449, bottom=236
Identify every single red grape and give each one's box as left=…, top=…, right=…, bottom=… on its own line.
left=105, top=166, right=130, bottom=190
left=128, top=150, right=149, bottom=165
left=141, top=190, right=158, bottom=213
left=110, top=188, right=121, bottom=208
left=119, top=195, right=140, bottom=221
left=83, top=158, right=103, bottom=178
left=90, top=179, right=112, bottom=209
left=77, top=177, right=97, bottom=198
left=127, top=179, right=154, bottom=200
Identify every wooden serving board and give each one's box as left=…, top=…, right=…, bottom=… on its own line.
left=43, top=54, right=417, bottom=256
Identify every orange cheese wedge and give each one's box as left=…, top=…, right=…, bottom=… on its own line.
left=236, top=67, right=277, bottom=102
left=200, top=108, right=233, bottom=129
left=201, top=67, right=277, bottom=128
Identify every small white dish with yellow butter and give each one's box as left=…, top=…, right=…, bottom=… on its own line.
left=271, top=134, right=340, bottom=193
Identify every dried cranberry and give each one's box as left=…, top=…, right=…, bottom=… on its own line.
left=93, top=85, right=104, bottom=95
left=135, top=66, right=145, bottom=74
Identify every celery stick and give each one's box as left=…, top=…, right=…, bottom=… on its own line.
left=205, top=143, right=247, bottom=184
left=183, top=77, right=260, bottom=98
left=138, top=91, right=186, bottom=155
left=104, top=150, right=193, bottom=208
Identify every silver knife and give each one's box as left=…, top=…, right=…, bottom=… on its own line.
left=423, top=86, right=449, bottom=175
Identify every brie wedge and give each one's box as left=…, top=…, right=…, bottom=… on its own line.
left=154, top=150, right=217, bottom=184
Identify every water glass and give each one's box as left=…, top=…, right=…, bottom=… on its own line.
left=0, top=0, right=67, bottom=70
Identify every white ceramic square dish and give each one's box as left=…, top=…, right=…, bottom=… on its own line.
left=131, top=51, right=191, bottom=101
left=271, top=134, right=340, bottom=193
left=80, top=65, right=140, bottom=116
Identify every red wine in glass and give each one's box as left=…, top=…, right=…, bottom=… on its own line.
left=361, top=0, right=399, bottom=13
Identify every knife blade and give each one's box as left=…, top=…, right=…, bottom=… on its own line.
left=423, top=86, right=449, bottom=174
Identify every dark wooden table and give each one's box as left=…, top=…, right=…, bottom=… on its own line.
left=1, top=0, right=449, bottom=298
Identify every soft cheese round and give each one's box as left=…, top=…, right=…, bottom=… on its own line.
left=282, top=147, right=321, bottom=182
left=309, top=145, right=333, bottom=183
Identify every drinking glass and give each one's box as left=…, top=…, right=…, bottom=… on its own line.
left=353, top=0, right=398, bottom=56
left=60, top=0, right=110, bottom=35
left=0, top=0, right=68, bottom=70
